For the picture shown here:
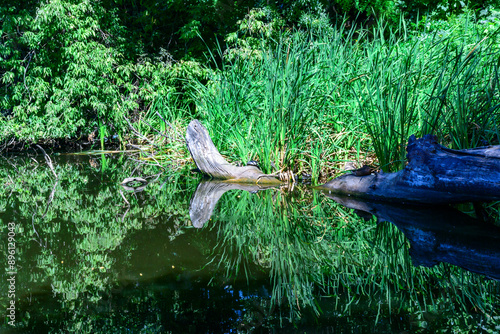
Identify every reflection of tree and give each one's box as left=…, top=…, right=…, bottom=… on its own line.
left=208, top=187, right=500, bottom=330
left=0, top=155, right=197, bottom=333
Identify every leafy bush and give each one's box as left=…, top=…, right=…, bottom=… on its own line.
left=1, top=1, right=126, bottom=143
left=0, top=0, right=209, bottom=146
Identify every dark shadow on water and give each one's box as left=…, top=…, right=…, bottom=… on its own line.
left=323, top=192, right=500, bottom=280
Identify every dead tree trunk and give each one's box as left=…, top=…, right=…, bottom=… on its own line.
left=317, top=135, right=500, bottom=204
left=186, top=120, right=281, bottom=184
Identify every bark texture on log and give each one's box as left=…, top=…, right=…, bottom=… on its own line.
left=318, top=135, right=500, bottom=204
left=186, top=120, right=281, bottom=184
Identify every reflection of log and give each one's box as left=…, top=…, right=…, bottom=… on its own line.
left=323, top=192, right=500, bottom=280
left=189, top=180, right=279, bottom=228
left=318, top=135, right=500, bottom=204
left=186, top=120, right=281, bottom=184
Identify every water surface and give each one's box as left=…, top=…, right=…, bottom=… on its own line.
left=1, top=153, right=499, bottom=333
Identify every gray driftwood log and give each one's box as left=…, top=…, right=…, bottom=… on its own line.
left=318, top=134, right=500, bottom=204
left=186, top=119, right=281, bottom=184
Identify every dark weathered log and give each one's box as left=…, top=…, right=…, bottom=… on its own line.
left=317, top=135, right=500, bottom=204
left=186, top=120, right=281, bottom=184
left=189, top=180, right=279, bottom=228
left=323, top=193, right=500, bottom=280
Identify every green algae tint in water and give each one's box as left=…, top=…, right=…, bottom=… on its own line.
left=1, top=154, right=500, bottom=333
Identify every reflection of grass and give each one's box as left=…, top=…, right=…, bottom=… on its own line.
left=210, top=187, right=500, bottom=328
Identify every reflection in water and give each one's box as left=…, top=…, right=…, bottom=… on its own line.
left=189, top=180, right=281, bottom=228
left=0, top=155, right=499, bottom=333
left=325, top=194, right=500, bottom=280
left=120, top=176, right=149, bottom=192
left=189, top=179, right=500, bottom=330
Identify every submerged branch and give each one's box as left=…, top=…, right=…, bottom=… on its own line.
left=41, top=181, right=58, bottom=220
left=36, top=145, right=58, bottom=179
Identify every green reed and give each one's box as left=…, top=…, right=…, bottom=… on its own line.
left=192, top=28, right=362, bottom=176
left=129, top=90, right=192, bottom=164
left=356, top=15, right=500, bottom=170
left=420, top=34, right=500, bottom=149
left=190, top=14, right=499, bottom=178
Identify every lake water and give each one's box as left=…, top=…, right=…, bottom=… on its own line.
left=1, top=153, right=499, bottom=333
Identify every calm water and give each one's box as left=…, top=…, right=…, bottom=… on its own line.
left=1, top=153, right=499, bottom=333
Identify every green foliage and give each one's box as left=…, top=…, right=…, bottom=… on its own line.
left=477, top=5, right=500, bottom=36
left=1, top=0, right=500, bottom=179
left=333, top=0, right=399, bottom=21
left=104, top=0, right=255, bottom=60
left=265, top=0, right=330, bottom=24
left=198, top=11, right=499, bottom=177
left=357, top=13, right=500, bottom=170
left=329, top=0, right=495, bottom=24
left=400, top=0, right=497, bottom=21
left=2, top=1, right=119, bottom=140
left=0, top=0, right=213, bottom=145
left=225, top=8, right=286, bottom=61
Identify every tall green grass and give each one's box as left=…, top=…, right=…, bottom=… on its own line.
left=130, top=90, right=192, bottom=165
left=357, top=16, right=500, bottom=171
left=192, top=28, right=366, bottom=179
left=191, top=14, right=500, bottom=178
left=193, top=34, right=327, bottom=175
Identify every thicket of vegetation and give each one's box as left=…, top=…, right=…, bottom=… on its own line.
left=1, top=0, right=500, bottom=180
left=2, top=3, right=500, bottom=331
